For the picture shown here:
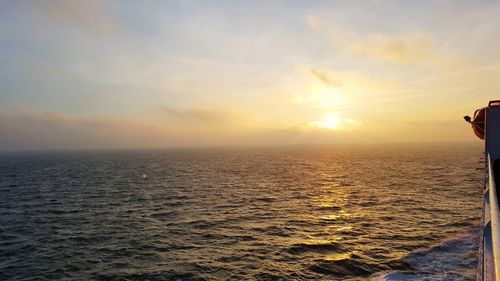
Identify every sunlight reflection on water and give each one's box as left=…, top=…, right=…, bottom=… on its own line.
left=0, top=144, right=483, bottom=280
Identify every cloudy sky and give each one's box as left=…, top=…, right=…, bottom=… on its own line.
left=1, top=0, right=499, bottom=150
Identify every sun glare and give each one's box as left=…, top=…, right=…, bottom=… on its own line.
left=310, top=113, right=341, bottom=129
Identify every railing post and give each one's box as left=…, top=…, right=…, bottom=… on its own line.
left=488, top=154, right=500, bottom=280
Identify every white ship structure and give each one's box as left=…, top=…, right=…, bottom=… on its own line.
left=465, top=100, right=500, bottom=280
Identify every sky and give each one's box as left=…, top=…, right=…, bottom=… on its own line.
left=1, top=0, right=499, bottom=150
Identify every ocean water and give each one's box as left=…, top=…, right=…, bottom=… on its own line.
left=0, top=144, right=483, bottom=281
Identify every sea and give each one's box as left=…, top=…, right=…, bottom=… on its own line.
left=0, top=143, right=484, bottom=281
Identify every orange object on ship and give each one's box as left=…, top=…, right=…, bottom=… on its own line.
left=471, top=107, right=486, bottom=140
left=467, top=100, right=500, bottom=140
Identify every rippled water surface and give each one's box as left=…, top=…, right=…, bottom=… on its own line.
left=0, top=144, right=484, bottom=280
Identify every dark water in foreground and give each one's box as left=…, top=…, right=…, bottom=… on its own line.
left=0, top=144, right=483, bottom=281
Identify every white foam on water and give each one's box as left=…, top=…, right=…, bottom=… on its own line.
left=372, top=226, right=479, bottom=281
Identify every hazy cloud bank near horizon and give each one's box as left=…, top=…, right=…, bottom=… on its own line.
left=0, top=109, right=476, bottom=151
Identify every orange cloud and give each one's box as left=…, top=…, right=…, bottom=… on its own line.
left=305, top=15, right=448, bottom=66
left=353, top=33, right=435, bottom=64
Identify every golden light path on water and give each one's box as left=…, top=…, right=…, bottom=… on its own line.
left=0, top=144, right=483, bottom=280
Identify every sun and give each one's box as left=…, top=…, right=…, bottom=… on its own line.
left=310, top=112, right=341, bottom=129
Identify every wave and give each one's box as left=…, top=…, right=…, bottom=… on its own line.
left=287, top=242, right=347, bottom=254
left=373, top=225, right=479, bottom=281
left=94, top=271, right=208, bottom=281
left=309, top=253, right=413, bottom=278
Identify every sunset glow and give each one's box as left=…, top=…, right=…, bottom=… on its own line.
left=0, top=1, right=498, bottom=150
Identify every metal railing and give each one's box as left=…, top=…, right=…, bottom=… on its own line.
left=488, top=153, right=500, bottom=280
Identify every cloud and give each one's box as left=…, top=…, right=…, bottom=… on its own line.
left=0, top=109, right=262, bottom=150
left=159, top=106, right=245, bottom=129
left=307, top=67, right=342, bottom=87
left=301, top=66, right=401, bottom=97
left=0, top=108, right=476, bottom=151
left=37, top=0, right=113, bottom=33
left=0, top=109, right=371, bottom=151
left=353, top=33, right=435, bottom=64
left=0, top=112, right=168, bottom=150
left=306, top=15, right=445, bottom=65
